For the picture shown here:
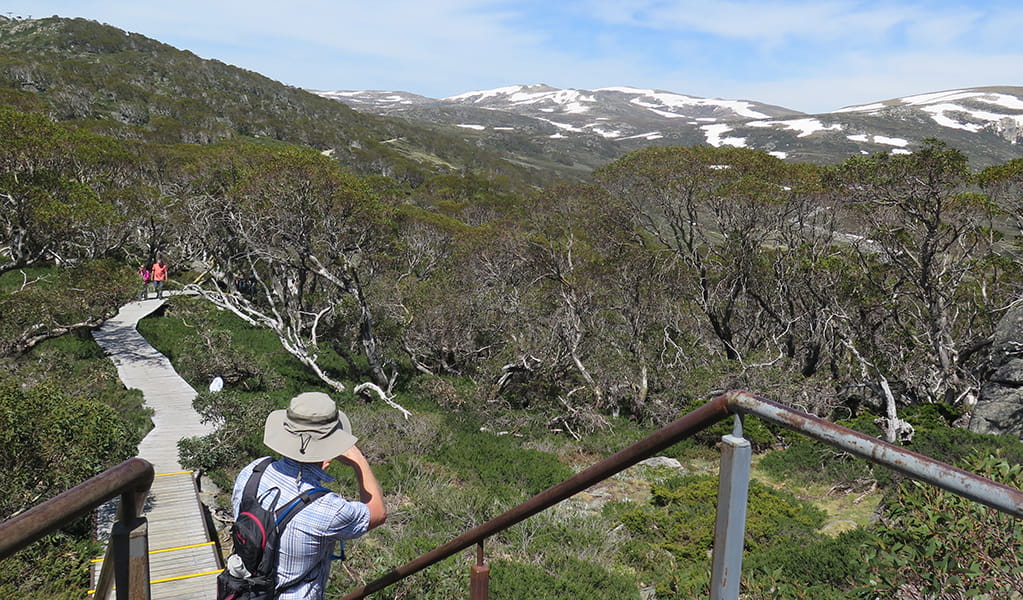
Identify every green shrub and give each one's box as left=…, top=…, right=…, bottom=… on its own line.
left=178, top=390, right=282, bottom=483
left=745, top=527, right=870, bottom=590
left=0, top=533, right=103, bottom=600
left=491, top=557, right=639, bottom=600
left=863, top=455, right=1023, bottom=598
left=741, top=574, right=860, bottom=600
left=605, top=474, right=826, bottom=569
left=898, top=402, right=964, bottom=428
left=0, top=383, right=135, bottom=518
left=3, top=328, right=151, bottom=441
left=904, top=421, right=1023, bottom=467
left=0, top=384, right=134, bottom=598
left=0, top=260, right=135, bottom=356
left=757, top=437, right=879, bottom=488
left=428, top=427, right=573, bottom=502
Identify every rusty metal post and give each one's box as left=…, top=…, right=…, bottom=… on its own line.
left=710, top=416, right=751, bottom=600
left=470, top=541, right=489, bottom=600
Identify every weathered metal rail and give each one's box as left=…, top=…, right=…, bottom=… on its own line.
left=340, top=390, right=1023, bottom=600
left=728, top=392, right=1023, bottom=516
left=0, top=458, right=155, bottom=600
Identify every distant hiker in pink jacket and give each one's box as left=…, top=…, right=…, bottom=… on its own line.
left=138, top=265, right=151, bottom=299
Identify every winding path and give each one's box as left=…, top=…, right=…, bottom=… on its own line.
left=92, top=295, right=216, bottom=473
left=91, top=295, right=221, bottom=599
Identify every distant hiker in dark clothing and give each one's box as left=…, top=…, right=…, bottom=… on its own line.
left=138, top=265, right=151, bottom=299
left=234, top=273, right=257, bottom=295
left=151, top=259, right=168, bottom=299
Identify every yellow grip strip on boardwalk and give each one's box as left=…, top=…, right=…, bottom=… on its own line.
left=88, top=569, right=224, bottom=595
left=150, top=568, right=225, bottom=585
left=90, top=541, right=216, bottom=563
left=155, top=470, right=195, bottom=477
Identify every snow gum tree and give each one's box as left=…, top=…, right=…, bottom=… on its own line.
left=517, top=183, right=688, bottom=425
left=594, top=146, right=816, bottom=365
left=824, top=140, right=1001, bottom=408
left=0, top=108, right=136, bottom=273
left=184, top=146, right=407, bottom=414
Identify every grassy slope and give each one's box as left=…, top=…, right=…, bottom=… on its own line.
left=132, top=295, right=887, bottom=599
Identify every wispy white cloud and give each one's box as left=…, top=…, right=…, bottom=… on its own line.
left=5, top=0, right=1023, bottom=113
left=584, top=0, right=990, bottom=47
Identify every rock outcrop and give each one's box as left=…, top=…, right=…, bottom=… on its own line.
left=970, top=302, right=1023, bottom=438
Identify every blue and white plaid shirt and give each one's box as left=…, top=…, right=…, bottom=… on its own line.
left=231, top=457, right=371, bottom=600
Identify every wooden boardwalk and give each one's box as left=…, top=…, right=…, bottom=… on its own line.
left=91, top=295, right=222, bottom=599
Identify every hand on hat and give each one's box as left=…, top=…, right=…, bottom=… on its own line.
left=334, top=444, right=366, bottom=467
left=322, top=443, right=387, bottom=529
left=321, top=444, right=366, bottom=471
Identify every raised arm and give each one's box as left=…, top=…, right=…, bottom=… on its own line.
left=335, top=445, right=387, bottom=530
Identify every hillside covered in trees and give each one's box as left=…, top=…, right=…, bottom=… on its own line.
left=3, top=14, right=1023, bottom=600
left=0, top=15, right=554, bottom=186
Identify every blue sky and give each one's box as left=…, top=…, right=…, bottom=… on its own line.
left=6, top=1, right=1022, bottom=114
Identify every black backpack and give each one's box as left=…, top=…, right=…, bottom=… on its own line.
left=217, top=458, right=331, bottom=600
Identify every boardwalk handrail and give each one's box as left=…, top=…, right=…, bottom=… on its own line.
left=0, top=457, right=155, bottom=600
left=340, top=390, right=1023, bottom=600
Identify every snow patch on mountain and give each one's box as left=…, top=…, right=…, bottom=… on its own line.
left=541, top=118, right=585, bottom=133
left=702, top=124, right=747, bottom=148
left=443, top=84, right=782, bottom=122
left=598, top=87, right=772, bottom=120
left=747, top=118, right=843, bottom=138
left=446, top=85, right=595, bottom=114
left=620, top=131, right=665, bottom=141
left=313, top=89, right=432, bottom=107
left=835, top=89, right=1023, bottom=141
left=848, top=133, right=909, bottom=147
left=923, top=103, right=1023, bottom=133
left=899, top=90, right=1023, bottom=110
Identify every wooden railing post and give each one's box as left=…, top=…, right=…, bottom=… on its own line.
left=470, top=542, right=489, bottom=600
left=111, top=515, right=151, bottom=600
left=94, top=483, right=152, bottom=600
left=0, top=458, right=153, bottom=600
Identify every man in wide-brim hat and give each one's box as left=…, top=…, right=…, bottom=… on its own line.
left=231, top=392, right=386, bottom=600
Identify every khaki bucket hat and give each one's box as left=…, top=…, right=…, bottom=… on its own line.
left=264, top=392, right=357, bottom=462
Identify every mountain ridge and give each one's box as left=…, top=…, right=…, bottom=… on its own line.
left=314, top=83, right=1023, bottom=169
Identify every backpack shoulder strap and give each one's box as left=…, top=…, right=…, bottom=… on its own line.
left=274, top=487, right=331, bottom=531
left=272, top=487, right=335, bottom=594
left=242, top=457, right=275, bottom=502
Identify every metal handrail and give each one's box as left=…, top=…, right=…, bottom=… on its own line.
left=340, top=390, right=1023, bottom=600
left=728, top=391, right=1023, bottom=516
left=0, top=457, right=155, bottom=599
